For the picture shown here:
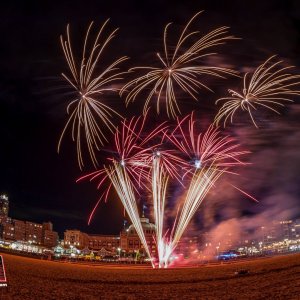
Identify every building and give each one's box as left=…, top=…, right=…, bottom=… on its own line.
left=43, top=229, right=59, bottom=248
left=257, top=220, right=298, bottom=245
left=64, top=231, right=120, bottom=253
left=42, top=222, right=58, bottom=248
left=0, top=195, right=14, bottom=243
left=120, top=215, right=156, bottom=256
left=25, top=221, right=43, bottom=245
left=2, top=222, right=14, bottom=241
left=0, top=196, right=58, bottom=248
left=88, top=234, right=120, bottom=252
left=258, top=223, right=280, bottom=245
left=1, top=220, right=58, bottom=247
left=42, top=222, right=53, bottom=231
left=276, top=220, right=297, bottom=240
left=63, top=215, right=157, bottom=257
left=14, top=220, right=26, bottom=241
left=0, top=195, right=9, bottom=217
left=64, top=230, right=90, bottom=249
left=0, top=195, right=9, bottom=225
left=295, top=219, right=300, bottom=238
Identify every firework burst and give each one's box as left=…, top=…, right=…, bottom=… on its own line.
left=53, top=13, right=263, bottom=269
left=58, top=20, right=128, bottom=169
left=77, top=112, right=168, bottom=224
left=120, top=11, right=237, bottom=119
left=150, top=146, right=186, bottom=182
left=214, top=56, right=300, bottom=128
left=168, top=112, right=248, bottom=177
left=155, top=113, right=249, bottom=266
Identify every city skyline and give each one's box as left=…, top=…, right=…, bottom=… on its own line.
left=2, top=193, right=300, bottom=248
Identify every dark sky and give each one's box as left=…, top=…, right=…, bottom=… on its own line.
left=0, top=0, right=300, bottom=237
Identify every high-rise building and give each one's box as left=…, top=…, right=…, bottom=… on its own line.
left=0, top=195, right=58, bottom=248
left=25, top=221, right=43, bottom=245
left=13, top=220, right=26, bottom=241
left=0, top=195, right=9, bottom=223
left=2, top=222, right=14, bottom=241
left=294, top=219, right=300, bottom=238
left=274, top=220, right=296, bottom=240
left=43, top=230, right=59, bottom=248
left=42, top=222, right=53, bottom=231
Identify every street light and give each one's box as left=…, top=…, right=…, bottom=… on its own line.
left=259, top=241, right=263, bottom=254
left=117, top=247, right=121, bottom=258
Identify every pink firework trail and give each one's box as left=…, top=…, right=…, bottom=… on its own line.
left=151, top=113, right=249, bottom=267
left=77, top=111, right=169, bottom=224
left=78, top=112, right=251, bottom=268
left=168, top=112, right=248, bottom=177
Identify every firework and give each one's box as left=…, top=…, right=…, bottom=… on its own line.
left=77, top=110, right=249, bottom=267
left=120, top=11, right=237, bottom=119
left=58, top=20, right=128, bottom=169
left=106, top=162, right=154, bottom=266
left=150, top=146, right=186, bottom=182
left=214, top=56, right=300, bottom=128
left=230, top=184, right=258, bottom=203
left=152, top=156, right=169, bottom=267
left=168, top=112, right=248, bottom=177
left=52, top=12, right=263, bottom=270
left=77, top=112, right=168, bottom=224
left=150, top=165, right=225, bottom=268
left=156, top=113, right=249, bottom=266
left=171, top=167, right=223, bottom=253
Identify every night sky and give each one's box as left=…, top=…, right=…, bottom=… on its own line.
left=0, top=0, right=300, bottom=237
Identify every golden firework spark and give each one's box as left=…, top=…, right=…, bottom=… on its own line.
left=214, top=56, right=300, bottom=128
left=152, top=157, right=169, bottom=268
left=172, top=166, right=223, bottom=247
left=58, top=20, right=128, bottom=169
left=106, top=162, right=154, bottom=266
left=120, top=11, right=237, bottom=119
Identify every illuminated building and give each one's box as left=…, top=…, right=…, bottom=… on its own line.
left=88, top=235, right=120, bottom=252
left=42, top=222, right=59, bottom=248
left=63, top=215, right=156, bottom=257
left=295, top=219, right=300, bottom=238
left=0, top=196, right=58, bottom=248
left=63, top=231, right=120, bottom=253
left=277, top=220, right=297, bottom=240
left=1, top=220, right=58, bottom=248
left=41, top=222, right=58, bottom=247
left=120, top=215, right=156, bottom=256
left=0, top=195, right=9, bottom=224
left=63, top=230, right=90, bottom=249
left=1, top=223, right=14, bottom=241
left=25, top=221, right=43, bottom=244
left=14, top=220, right=26, bottom=241
left=0, top=195, right=9, bottom=217
left=258, top=220, right=298, bottom=245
